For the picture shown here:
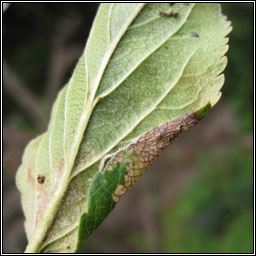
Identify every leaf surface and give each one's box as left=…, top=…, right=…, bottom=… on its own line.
left=16, top=3, right=231, bottom=253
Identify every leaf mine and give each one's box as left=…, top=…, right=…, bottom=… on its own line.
left=106, top=112, right=201, bottom=203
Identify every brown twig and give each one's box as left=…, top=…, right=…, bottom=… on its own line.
left=3, top=61, right=47, bottom=129
left=45, top=16, right=83, bottom=105
left=45, top=35, right=66, bottom=105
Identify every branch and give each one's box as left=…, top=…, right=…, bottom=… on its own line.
left=3, top=61, right=47, bottom=129
left=45, top=16, right=83, bottom=105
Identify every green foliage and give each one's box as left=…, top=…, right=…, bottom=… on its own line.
left=160, top=146, right=253, bottom=253
left=221, top=3, right=253, bottom=133
left=196, top=102, right=211, bottom=119
left=78, top=161, right=128, bottom=248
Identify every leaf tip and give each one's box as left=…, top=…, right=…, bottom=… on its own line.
left=195, top=102, right=211, bottom=120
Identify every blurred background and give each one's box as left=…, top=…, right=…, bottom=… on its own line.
left=3, top=3, right=253, bottom=253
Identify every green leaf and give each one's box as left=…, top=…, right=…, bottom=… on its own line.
left=16, top=3, right=231, bottom=253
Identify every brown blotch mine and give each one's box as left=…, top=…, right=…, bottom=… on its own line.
left=37, top=175, right=45, bottom=184
left=111, top=113, right=201, bottom=202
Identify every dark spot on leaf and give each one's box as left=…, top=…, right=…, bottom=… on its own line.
left=37, top=175, right=45, bottom=184
left=157, top=10, right=179, bottom=17
left=169, top=3, right=176, bottom=6
left=97, top=97, right=103, bottom=102
left=164, top=45, right=169, bottom=49
left=66, top=244, right=71, bottom=249
left=190, top=32, right=199, bottom=38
